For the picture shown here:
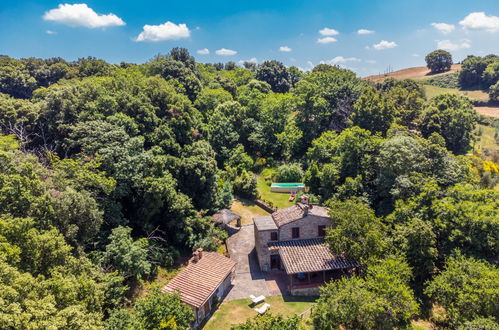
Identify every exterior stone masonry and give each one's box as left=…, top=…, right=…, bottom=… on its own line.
left=279, top=215, right=331, bottom=241
left=254, top=205, right=331, bottom=272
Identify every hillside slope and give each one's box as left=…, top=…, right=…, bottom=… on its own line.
left=365, top=64, right=462, bottom=82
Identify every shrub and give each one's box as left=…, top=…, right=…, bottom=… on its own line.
left=274, top=163, right=304, bottom=182
left=424, top=71, right=460, bottom=89
left=233, top=170, right=258, bottom=199
left=489, top=81, right=499, bottom=102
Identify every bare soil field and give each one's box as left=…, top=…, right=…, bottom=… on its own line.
left=475, top=106, right=499, bottom=118
left=365, top=64, right=462, bottom=82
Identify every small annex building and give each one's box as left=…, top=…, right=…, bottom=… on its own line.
left=162, top=249, right=236, bottom=328
left=211, top=209, right=241, bottom=228
left=254, top=198, right=359, bottom=295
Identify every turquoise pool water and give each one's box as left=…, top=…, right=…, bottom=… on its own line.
left=271, top=183, right=305, bottom=187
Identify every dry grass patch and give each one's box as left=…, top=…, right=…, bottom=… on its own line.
left=365, top=64, right=461, bottom=82
left=476, top=106, right=499, bottom=118
left=231, top=197, right=269, bottom=225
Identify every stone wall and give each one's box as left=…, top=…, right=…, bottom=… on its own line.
left=254, top=224, right=275, bottom=272
left=255, top=199, right=277, bottom=213
left=279, top=215, right=331, bottom=241
left=290, top=286, right=320, bottom=296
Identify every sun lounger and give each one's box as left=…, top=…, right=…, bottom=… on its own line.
left=255, top=303, right=270, bottom=314
left=249, top=294, right=265, bottom=305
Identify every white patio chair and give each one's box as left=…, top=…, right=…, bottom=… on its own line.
left=249, top=294, right=265, bottom=305
left=255, top=303, right=270, bottom=314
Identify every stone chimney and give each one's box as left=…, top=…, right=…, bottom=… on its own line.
left=303, top=205, right=309, bottom=216
left=196, top=248, right=203, bottom=260
left=190, top=248, right=204, bottom=263
left=191, top=251, right=199, bottom=263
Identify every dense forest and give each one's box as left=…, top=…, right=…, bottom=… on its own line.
left=0, top=48, right=497, bottom=329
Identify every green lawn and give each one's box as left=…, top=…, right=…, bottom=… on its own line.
left=230, top=197, right=270, bottom=225
left=475, top=124, right=498, bottom=152
left=423, top=85, right=489, bottom=102
left=203, top=295, right=316, bottom=330
left=256, top=175, right=297, bottom=210
left=474, top=124, right=499, bottom=164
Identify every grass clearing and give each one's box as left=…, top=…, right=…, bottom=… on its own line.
left=423, top=85, right=489, bottom=102
left=230, top=197, right=269, bottom=225
left=203, top=295, right=316, bottom=330
left=474, top=124, right=498, bottom=163
left=475, top=124, right=498, bottom=152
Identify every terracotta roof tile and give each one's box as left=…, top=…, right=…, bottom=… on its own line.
left=271, top=203, right=330, bottom=227
left=162, top=252, right=236, bottom=308
left=268, top=238, right=359, bottom=274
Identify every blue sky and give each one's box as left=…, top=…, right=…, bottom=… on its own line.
left=1, top=0, right=499, bottom=76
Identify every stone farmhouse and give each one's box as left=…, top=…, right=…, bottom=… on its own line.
left=254, top=197, right=359, bottom=295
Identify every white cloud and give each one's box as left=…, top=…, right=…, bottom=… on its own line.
left=279, top=46, right=292, bottom=52
left=431, top=23, right=455, bottom=34
left=459, top=12, right=499, bottom=32
left=197, top=48, right=209, bottom=55
left=357, top=29, right=374, bottom=35
left=319, top=27, right=339, bottom=36
left=437, top=39, right=471, bottom=51
left=317, top=37, right=337, bottom=44
left=46, top=30, right=57, bottom=35
left=239, top=57, right=257, bottom=65
left=326, top=56, right=361, bottom=65
left=365, top=59, right=376, bottom=64
left=412, top=53, right=420, bottom=57
left=372, top=40, right=397, bottom=50
left=215, top=48, right=237, bottom=56
left=43, top=3, right=125, bottom=28
left=135, top=21, right=190, bottom=42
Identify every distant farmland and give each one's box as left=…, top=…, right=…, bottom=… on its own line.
left=365, top=64, right=462, bottom=82
left=366, top=64, right=499, bottom=119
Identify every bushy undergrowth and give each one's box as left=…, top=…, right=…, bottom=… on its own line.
left=424, top=72, right=460, bottom=89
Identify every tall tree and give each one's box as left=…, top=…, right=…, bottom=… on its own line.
left=255, top=60, right=291, bottom=93
left=425, top=49, right=453, bottom=73
left=313, top=256, right=418, bottom=329
left=420, top=94, right=478, bottom=154
left=425, top=253, right=499, bottom=326
left=325, top=199, right=386, bottom=264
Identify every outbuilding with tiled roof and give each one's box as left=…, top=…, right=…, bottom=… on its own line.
left=162, top=250, right=236, bottom=327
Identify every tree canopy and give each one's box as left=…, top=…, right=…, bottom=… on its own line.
left=425, top=49, right=453, bottom=73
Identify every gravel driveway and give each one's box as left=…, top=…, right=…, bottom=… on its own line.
left=225, top=224, right=270, bottom=300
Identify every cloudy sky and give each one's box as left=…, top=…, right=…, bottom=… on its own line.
left=1, top=0, right=499, bottom=76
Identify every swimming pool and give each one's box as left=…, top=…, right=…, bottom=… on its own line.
left=271, top=183, right=305, bottom=192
